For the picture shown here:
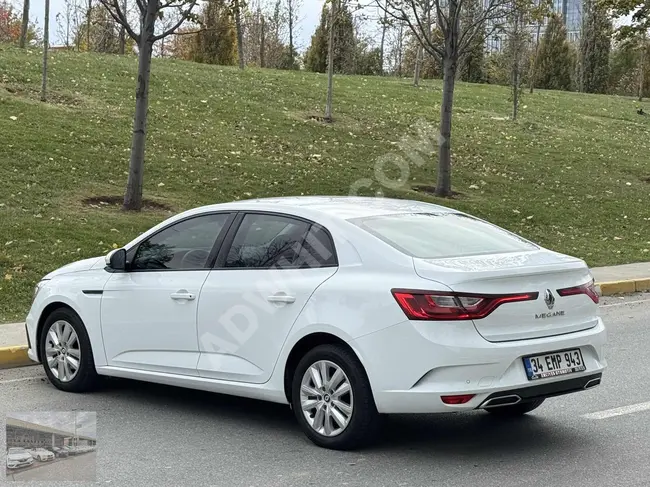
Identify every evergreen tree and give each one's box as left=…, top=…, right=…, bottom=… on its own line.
left=305, top=5, right=328, bottom=72
left=193, top=0, right=237, bottom=66
left=459, top=0, right=485, bottom=83
left=304, top=1, right=356, bottom=74
left=536, top=13, right=573, bottom=90
left=580, top=0, right=612, bottom=93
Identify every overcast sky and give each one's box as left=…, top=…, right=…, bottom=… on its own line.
left=7, top=412, right=97, bottom=439
left=27, top=0, right=326, bottom=49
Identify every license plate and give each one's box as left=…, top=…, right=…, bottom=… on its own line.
left=523, top=348, right=586, bottom=380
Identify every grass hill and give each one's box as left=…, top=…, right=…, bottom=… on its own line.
left=1, top=44, right=649, bottom=322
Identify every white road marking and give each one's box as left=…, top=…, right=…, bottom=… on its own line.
left=582, top=401, right=650, bottom=420
left=0, top=376, right=43, bottom=385
left=600, top=299, right=650, bottom=308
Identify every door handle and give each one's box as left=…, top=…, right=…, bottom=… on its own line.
left=267, top=294, right=296, bottom=304
left=170, top=291, right=196, bottom=301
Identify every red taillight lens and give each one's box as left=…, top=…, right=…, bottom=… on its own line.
left=391, top=289, right=538, bottom=321
left=557, top=280, right=599, bottom=304
left=441, top=394, right=475, bottom=405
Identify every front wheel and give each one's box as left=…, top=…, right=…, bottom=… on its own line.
left=486, top=398, right=545, bottom=416
left=291, top=344, right=379, bottom=450
left=39, top=308, right=99, bottom=392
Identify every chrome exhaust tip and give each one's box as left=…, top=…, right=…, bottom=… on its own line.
left=584, top=378, right=601, bottom=390
left=482, top=394, right=522, bottom=408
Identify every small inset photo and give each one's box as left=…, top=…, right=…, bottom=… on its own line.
left=5, top=412, right=96, bottom=481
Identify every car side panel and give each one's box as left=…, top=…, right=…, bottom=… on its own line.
left=26, top=268, right=111, bottom=366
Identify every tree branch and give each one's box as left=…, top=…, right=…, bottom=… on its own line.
left=98, top=0, right=141, bottom=42
left=152, top=1, right=198, bottom=40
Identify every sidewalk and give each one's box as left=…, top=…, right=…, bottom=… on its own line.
left=1, top=262, right=649, bottom=365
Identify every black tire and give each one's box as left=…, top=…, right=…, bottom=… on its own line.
left=39, top=307, right=99, bottom=392
left=486, top=398, right=545, bottom=416
left=291, top=344, right=379, bottom=450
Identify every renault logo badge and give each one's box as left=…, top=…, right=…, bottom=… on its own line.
left=544, top=289, right=555, bottom=310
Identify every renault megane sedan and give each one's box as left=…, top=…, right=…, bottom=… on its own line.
left=25, top=196, right=606, bottom=450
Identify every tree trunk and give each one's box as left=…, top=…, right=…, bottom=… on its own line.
left=86, top=0, right=92, bottom=51
left=19, top=0, right=29, bottom=48
left=41, top=0, right=50, bottom=102
left=512, top=12, right=522, bottom=120
left=529, top=21, right=541, bottom=94
left=234, top=0, right=245, bottom=70
left=288, top=0, right=294, bottom=68
left=123, top=6, right=157, bottom=211
left=379, top=0, right=388, bottom=76
left=639, top=42, right=646, bottom=102
left=397, top=22, right=403, bottom=77
left=436, top=56, right=456, bottom=197
left=260, top=15, right=265, bottom=68
left=324, top=0, right=337, bottom=121
left=119, top=0, right=126, bottom=54
left=414, top=45, right=423, bottom=87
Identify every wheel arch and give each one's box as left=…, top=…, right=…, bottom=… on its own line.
left=283, top=332, right=369, bottom=404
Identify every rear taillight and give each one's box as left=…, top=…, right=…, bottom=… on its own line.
left=391, top=289, right=538, bottom=321
left=557, top=280, right=599, bottom=304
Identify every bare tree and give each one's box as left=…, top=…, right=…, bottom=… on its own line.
left=379, top=0, right=507, bottom=196
left=41, top=0, right=50, bottom=102
left=234, top=0, right=245, bottom=69
left=260, top=13, right=265, bottom=66
left=413, top=44, right=422, bottom=85
left=19, top=0, right=29, bottom=47
left=286, top=0, right=301, bottom=67
left=528, top=0, right=551, bottom=93
left=86, top=0, right=92, bottom=49
left=508, top=5, right=526, bottom=120
left=379, top=0, right=389, bottom=74
left=98, top=0, right=199, bottom=210
left=119, top=0, right=126, bottom=53
left=56, top=2, right=72, bottom=47
left=324, top=0, right=337, bottom=121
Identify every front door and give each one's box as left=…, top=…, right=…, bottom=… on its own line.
left=101, top=212, right=233, bottom=376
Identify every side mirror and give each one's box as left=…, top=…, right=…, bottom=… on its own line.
left=107, top=248, right=127, bottom=271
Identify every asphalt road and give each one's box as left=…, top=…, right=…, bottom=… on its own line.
left=6, top=452, right=97, bottom=481
left=1, top=292, right=649, bottom=487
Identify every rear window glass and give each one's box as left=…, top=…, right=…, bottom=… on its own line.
left=350, top=213, right=538, bottom=259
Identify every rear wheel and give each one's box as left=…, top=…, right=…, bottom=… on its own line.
left=39, top=308, right=98, bottom=392
left=486, top=398, right=545, bottom=416
left=291, top=344, right=379, bottom=450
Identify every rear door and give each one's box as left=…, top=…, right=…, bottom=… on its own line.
left=196, top=212, right=338, bottom=383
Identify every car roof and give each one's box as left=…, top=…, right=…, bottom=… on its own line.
left=197, top=196, right=456, bottom=221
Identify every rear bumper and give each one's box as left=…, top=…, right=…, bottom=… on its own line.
left=351, top=318, right=607, bottom=414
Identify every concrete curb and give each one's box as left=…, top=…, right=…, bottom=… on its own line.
left=599, top=279, right=650, bottom=296
left=0, top=345, right=34, bottom=369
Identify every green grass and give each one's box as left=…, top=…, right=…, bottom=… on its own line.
left=1, top=44, right=649, bottom=322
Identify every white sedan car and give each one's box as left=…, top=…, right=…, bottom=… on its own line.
left=6, top=447, right=34, bottom=469
left=28, top=448, right=55, bottom=461
left=26, top=197, right=606, bottom=450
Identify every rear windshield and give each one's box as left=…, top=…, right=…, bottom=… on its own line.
left=350, top=213, right=538, bottom=259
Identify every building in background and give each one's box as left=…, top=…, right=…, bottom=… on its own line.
left=485, top=0, right=582, bottom=52
left=6, top=417, right=96, bottom=449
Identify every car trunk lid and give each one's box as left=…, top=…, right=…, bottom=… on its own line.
left=414, top=250, right=599, bottom=342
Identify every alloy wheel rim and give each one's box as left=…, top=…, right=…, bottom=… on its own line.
left=45, top=320, right=81, bottom=383
left=300, top=360, right=354, bottom=437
